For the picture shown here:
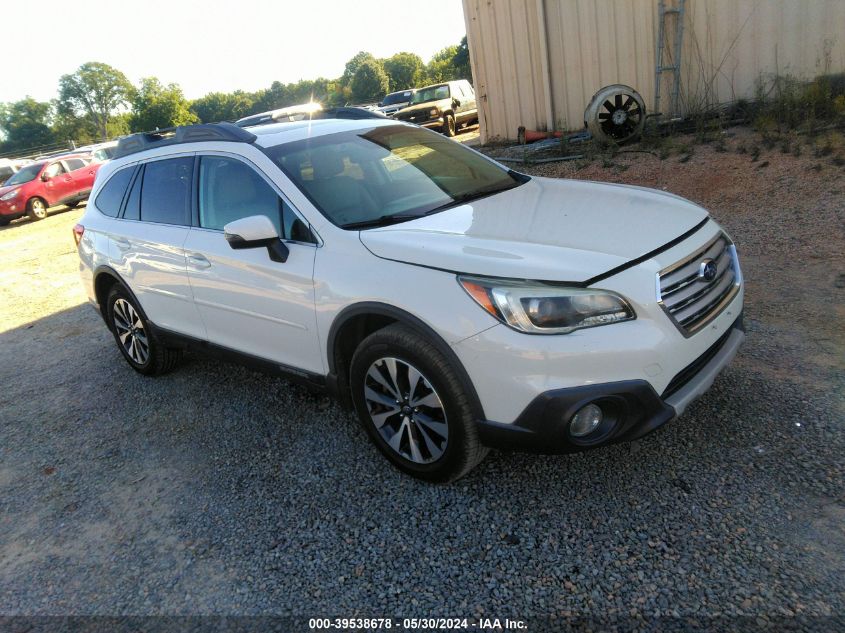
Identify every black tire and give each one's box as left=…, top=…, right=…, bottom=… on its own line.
left=0, top=216, right=10, bottom=227
left=349, top=323, right=488, bottom=482
left=443, top=113, right=456, bottom=137
left=106, top=284, right=182, bottom=376
left=68, top=200, right=82, bottom=208
left=26, top=197, right=48, bottom=221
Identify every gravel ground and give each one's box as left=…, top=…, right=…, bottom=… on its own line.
left=0, top=129, right=843, bottom=625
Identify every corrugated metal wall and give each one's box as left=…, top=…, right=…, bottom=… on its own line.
left=463, top=0, right=845, bottom=142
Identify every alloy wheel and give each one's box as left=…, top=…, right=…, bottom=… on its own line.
left=31, top=199, right=47, bottom=219
left=363, top=357, right=448, bottom=464
left=112, top=298, right=149, bottom=365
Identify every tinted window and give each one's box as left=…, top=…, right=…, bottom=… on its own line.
left=139, top=157, right=192, bottom=225
left=5, top=162, right=44, bottom=186
left=94, top=167, right=134, bottom=217
left=123, top=167, right=142, bottom=220
left=65, top=158, right=86, bottom=171
left=198, top=156, right=311, bottom=241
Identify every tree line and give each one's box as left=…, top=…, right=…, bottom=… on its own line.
left=0, top=39, right=471, bottom=156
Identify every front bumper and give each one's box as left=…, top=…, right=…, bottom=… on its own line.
left=0, top=198, right=24, bottom=218
left=476, top=314, right=745, bottom=453
left=396, top=116, right=444, bottom=129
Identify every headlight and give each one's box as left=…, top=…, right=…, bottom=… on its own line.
left=0, top=189, right=19, bottom=201
left=429, top=108, right=439, bottom=117
left=459, top=276, right=635, bottom=334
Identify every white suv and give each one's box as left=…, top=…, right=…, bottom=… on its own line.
left=75, top=115, right=745, bottom=482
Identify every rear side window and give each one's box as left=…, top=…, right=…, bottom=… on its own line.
left=65, top=158, right=87, bottom=171
left=94, top=167, right=134, bottom=217
left=139, top=157, right=193, bottom=225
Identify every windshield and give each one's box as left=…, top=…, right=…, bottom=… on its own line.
left=265, top=125, right=525, bottom=229
left=382, top=91, right=411, bottom=106
left=410, top=85, right=449, bottom=105
left=4, top=162, right=44, bottom=186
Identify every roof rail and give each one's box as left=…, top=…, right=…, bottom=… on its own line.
left=113, top=122, right=257, bottom=159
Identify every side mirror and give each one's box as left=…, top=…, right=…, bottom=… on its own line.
left=41, top=172, right=51, bottom=181
left=453, top=98, right=461, bottom=107
left=223, top=215, right=289, bottom=263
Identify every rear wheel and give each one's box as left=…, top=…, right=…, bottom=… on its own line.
left=0, top=217, right=10, bottom=227
left=26, top=197, right=47, bottom=221
left=350, top=324, right=488, bottom=482
left=443, top=113, right=456, bottom=137
left=106, top=285, right=182, bottom=376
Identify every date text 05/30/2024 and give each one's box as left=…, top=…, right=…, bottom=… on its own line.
left=308, top=618, right=528, bottom=630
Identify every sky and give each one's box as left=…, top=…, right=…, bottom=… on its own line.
left=1, top=0, right=467, bottom=104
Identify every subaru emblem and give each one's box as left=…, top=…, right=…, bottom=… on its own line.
left=699, top=259, right=718, bottom=282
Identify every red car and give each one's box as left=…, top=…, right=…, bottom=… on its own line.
left=0, top=155, right=100, bottom=225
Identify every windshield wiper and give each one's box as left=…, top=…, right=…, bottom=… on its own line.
left=342, top=182, right=524, bottom=230
left=421, top=183, right=521, bottom=216
left=341, top=212, right=425, bottom=230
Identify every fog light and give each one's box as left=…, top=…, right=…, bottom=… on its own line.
left=569, top=403, right=603, bottom=437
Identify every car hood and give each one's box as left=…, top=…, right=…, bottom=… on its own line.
left=359, top=177, right=709, bottom=282
left=396, top=100, right=447, bottom=116
left=0, top=183, right=21, bottom=197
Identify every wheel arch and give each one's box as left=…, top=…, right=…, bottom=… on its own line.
left=92, top=265, right=144, bottom=328
left=326, top=302, right=485, bottom=420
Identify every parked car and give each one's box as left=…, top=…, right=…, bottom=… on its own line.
left=0, top=155, right=99, bottom=225
left=0, top=158, right=29, bottom=186
left=394, top=80, right=477, bottom=136
left=75, top=118, right=744, bottom=482
left=376, top=89, right=416, bottom=117
left=78, top=141, right=119, bottom=163
left=235, top=102, right=323, bottom=127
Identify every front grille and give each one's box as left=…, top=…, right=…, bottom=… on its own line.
left=657, top=232, right=742, bottom=337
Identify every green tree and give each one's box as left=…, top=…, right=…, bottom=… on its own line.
left=383, top=52, right=424, bottom=91
left=351, top=60, right=390, bottom=103
left=190, top=91, right=258, bottom=123
left=453, top=36, right=472, bottom=82
left=0, top=97, right=56, bottom=153
left=130, top=77, right=198, bottom=131
left=342, top=51, right=378, bottom=86
left=425, top=45, right=461, bottom=83
left=58, top=62, right=134, bottom=140
left=51, top=102, right=96, bottom=147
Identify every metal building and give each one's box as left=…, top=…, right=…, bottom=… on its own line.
left=462, top=0, right=845, bottom=142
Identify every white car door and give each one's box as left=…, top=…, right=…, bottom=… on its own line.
left=182, top=153, right=321, bottom=374
left=108, top=155, right=207, bottom=340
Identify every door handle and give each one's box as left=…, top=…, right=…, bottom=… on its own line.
left=187, top=253, right=211, bottom=269
left=114, top=237, right=131, bottom=251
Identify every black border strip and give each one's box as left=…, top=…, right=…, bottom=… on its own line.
left=582, top=217, right=711, bottom=286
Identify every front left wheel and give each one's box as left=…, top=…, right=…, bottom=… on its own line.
left=349, top=324, right=488, bottom=482
left=106, top=285, right=182, bottom=376
left=26, top=197, right=48, bottom=221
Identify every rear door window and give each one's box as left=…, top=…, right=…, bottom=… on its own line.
left=139, top=156, right=193, bottom=225
left=95, top=167, right=134, bottom=217
left=64, top=158, right=87, bottom=171
left=122, top=167, right=142, bottom=220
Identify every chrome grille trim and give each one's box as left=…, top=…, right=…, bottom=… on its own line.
left=656, top=232, right=742, bottom=337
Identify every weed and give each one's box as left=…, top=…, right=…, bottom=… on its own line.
left=736, top=143, right=748, bottom=155
left=832, top=155, right=845, bottom=167
left=750, top=145, right=761, bottom=161
left=792, top=143, right=802, bottom=158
